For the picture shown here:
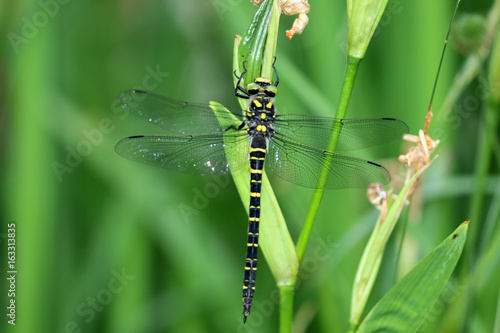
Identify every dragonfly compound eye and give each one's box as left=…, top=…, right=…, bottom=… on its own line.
left=247, top=82, right=260, bottom=95
left=264, top=85, right=278, bottom=97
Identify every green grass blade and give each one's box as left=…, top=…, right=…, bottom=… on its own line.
left=357, top=221, right=469, bottom=333
left=236, top=0, right=273, bottom=87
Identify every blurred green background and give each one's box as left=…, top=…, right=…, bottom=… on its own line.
left=1, top=0, right=499, bottom=332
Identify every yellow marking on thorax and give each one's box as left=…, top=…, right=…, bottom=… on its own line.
left=253, top=100, right=263, bottom=108
left=260, top=113, right=266, bottom=119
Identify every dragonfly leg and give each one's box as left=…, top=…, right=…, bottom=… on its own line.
left=272, top=57, right=279, bottom=87
left=235, top=61, right=249, bottom=99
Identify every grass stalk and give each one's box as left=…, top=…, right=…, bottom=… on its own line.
left=279, top=284, right=295, bottom=333
left=296, top=56, right=361, bottom=261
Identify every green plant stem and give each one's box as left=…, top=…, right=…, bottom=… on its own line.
left=279, top=284, right=294, bottom=333
left=296, top=56, right=362, bottom=261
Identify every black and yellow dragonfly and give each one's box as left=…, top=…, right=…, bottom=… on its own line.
left=115, top=65, right=408, bottom=322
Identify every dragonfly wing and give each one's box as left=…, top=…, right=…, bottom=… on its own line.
left=267, top=134, right=390, bottom=189
left=115, top=131, right=249, bottom=176
left=274, top=115, right=408, bottom=151
left=118, top=90, right=245, bottom=134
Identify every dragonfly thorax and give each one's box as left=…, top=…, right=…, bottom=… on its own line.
left=246, top=79, right=277, bottom=142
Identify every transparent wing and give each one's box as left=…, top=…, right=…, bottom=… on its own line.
left=267, top=134, right=390, bottom=189
left=274, top=115, right=408, bottom=151
left=115, top=131, right=248, bottom=176
left=118, top=90, right=245, bottom=134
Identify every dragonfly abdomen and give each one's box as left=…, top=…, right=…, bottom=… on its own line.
left=242, top=136, right=267, bottom=322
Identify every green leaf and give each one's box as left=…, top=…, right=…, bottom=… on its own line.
left=235, top=0, right=274, bottom=87
left=209, top=101, right=299, bottom=291
left=357, top=221, right=469, bottom=333
left=347, top=0, right=389, bottom=58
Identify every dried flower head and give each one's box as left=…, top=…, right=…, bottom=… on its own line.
left=251, top=0, right=310, bottom=39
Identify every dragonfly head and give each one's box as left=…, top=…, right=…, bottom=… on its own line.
left=247, top=77, right=278, bottom=98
